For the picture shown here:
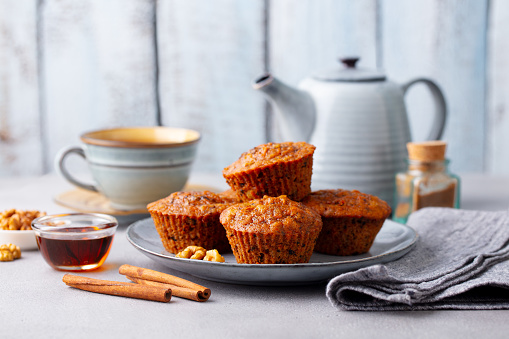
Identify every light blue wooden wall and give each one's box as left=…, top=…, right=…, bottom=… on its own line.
left=0, top=0, right=507, bottom=177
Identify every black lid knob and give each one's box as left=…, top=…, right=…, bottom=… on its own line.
left=339, top=57, right=360, bottom=68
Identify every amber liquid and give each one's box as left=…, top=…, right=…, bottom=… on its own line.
left=36, top=227, right=114, bottom=271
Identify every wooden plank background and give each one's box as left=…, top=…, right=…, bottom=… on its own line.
left=0, top=0, right=507, bottom=178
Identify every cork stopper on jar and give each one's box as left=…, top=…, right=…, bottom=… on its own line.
left=407, top=141, right=447, bottom=162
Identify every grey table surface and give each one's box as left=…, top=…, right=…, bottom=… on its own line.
left=1, top=173, right=509, bottom=339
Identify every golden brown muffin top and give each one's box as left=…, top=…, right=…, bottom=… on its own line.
left=147, top=191, right=233, bottom=217
left=301, top=189, right=392, bottom=219
left=219, top=195, right=322, bottom=234
left=222, top=142, right=315, bottom=175
left=217, top=189, right=241, bottom=203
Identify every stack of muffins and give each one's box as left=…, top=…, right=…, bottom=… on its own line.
left=147, top=141, right=391, bottom=264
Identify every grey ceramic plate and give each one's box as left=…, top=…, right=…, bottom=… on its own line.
left=126, top=218, right=418, bottom=286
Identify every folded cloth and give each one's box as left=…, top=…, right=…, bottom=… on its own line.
left=326, top=207, right=509, bottom=311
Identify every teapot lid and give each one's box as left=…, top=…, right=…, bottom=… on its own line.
left=312, top=57, right=386, bottom=82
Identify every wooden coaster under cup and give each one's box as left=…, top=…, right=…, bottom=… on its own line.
left=54, top=183, right=220, bottom=216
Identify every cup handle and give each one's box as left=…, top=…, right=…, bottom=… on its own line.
left=55, top=145, right=98, bottom=192
left=401, top=78, right=447, bottom=140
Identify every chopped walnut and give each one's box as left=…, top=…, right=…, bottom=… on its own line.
left=2, top=209, right=15, bottom=218
left=0, top=209, right=45, bottom=231
left=8, top=214, right=20, bottom=230
left=204, top=249, right=225, bottom=262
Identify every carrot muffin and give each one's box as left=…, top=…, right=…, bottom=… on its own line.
left=222, top=142, right=315, bottom=202
left=218, top=189, right=241, bottom=204
left=301, top=189, right=391, bottom=256
left=147, top=191, right=233, bottom=254
left=219, top=195, right=322, bottom=264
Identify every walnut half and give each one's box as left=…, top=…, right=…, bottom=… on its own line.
left=176, top=246, right=225, bottom=262
left=204, top=249, right=225, bottom=262
left=176, top=246, right=207, bottom=260
left=0, top=243, right=21, bottom=261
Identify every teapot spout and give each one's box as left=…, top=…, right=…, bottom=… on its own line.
left=253, top=73, right=315, bottom=142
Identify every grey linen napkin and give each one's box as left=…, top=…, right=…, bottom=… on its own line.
left=326, top=207, right=509, bottom=311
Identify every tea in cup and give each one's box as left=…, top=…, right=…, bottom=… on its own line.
left=56, top=127, right=200, bottom=210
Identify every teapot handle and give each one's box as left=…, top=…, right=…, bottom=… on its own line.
left=401, top=78, right=447, bottom=140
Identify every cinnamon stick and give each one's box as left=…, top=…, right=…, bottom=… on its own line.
left=126, top=276, right=209, bottom=302
left=119, top=264, right=211, bottom=302
left=62, top=274, right=172, bottom=303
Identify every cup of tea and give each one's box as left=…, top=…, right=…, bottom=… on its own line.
left=56, top=127, right=201, bottom=210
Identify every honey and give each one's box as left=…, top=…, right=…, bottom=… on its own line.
left=36, top=228, right=114, bottom=271
left=31, top=213, right=118, bottom=271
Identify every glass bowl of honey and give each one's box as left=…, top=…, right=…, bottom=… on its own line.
left=31, top=213, right=118, bottom=271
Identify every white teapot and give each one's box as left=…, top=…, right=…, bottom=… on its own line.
left=253, top=57, right=446, bottom=206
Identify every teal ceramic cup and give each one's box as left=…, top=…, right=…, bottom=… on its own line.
left=56, top=127, right=200, bottom=210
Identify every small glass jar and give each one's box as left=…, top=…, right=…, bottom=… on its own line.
left=393, top=142, right=460, bottom=224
